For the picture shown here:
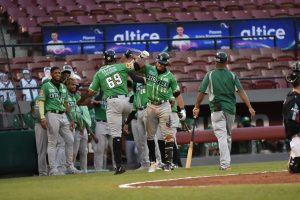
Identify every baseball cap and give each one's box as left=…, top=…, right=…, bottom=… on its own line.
left=22, top=69, right=30, bottom=74
left=62, top=64, right=73, bottom=74
left=43, top=67, right=51, bottom=73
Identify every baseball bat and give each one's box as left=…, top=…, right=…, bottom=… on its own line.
left=185, top=118, right=197, bottom=169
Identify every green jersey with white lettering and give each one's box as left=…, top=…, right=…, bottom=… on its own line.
left=67, top=91, right=80, bottom=127
left=143, top=64, right=180, bottom=102
left=89, top=62, right=135, bottom=98
left=133, top=82, right=148, bottom=110
left=39, top=81, right=68, bottom=112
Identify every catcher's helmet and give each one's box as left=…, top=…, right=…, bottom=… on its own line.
left=104, top=49, right=116, bottom=63
left=156, top=52, right=170, bottom=65
left=286, top=61, right=300, bottom=86
left=215, top=51, right=228, bottom=63
left=241, top=116, right=251, bottom=127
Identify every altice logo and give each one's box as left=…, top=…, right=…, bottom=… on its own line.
left=113, top=30, right=160, bottom=45
left=240, top=25, right=286, bottom=40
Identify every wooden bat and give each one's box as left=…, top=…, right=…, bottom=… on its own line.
left=185, top=118, right=197, bottom=169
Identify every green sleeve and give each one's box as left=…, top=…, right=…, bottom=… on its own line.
left=89, top=72, right=101, bottom=92
left=170, top=75, right=180, bottom=93
left=234, top=74, right=243, bottom=91
left=199, top=72, right=210, bottom=93
left=39, top=84, right=47, bottom=101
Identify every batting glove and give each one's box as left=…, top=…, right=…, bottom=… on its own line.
left=178, top=108, right=186, bottom=121
left=140, top=50, right=150, bottom=59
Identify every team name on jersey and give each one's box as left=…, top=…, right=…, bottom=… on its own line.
left=146, top=74, right=169, bottom=88
left=49, top=92, right=60, bottom=98
left=101, top=65, right=117, bottom=76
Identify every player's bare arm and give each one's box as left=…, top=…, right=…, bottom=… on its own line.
left=193, top=92, right=206, bottom=118
left=38, top=99, right=47, bottom=129
left=237, top=89, right=256, bottom=117
left=64, top=100, right=75, bottom=131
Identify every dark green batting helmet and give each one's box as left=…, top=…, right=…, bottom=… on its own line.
left=104, top=49, right=116, bottom=63
left=156, top=52, right=170, bottom=65
left=215, top=51, right=228, bottom=63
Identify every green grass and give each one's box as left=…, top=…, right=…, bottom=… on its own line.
left=0, top=161, right=299, bottom=200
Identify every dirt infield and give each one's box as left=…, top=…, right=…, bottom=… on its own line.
left=120, top=171, right=300, bottom=188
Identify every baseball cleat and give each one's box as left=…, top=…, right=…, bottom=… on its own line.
left=114, top=166, right=126, bottom=175
left=148, top=162, right=158, bottom=173
left=219, top=166, right=231, bottom=171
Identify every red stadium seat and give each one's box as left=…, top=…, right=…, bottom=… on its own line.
left=76, top=15, right=97, bottom=25
left=174, top=12, right=195, bottom=21
left=26, top=7, right=47, bottom=18
left=240, top=70, right=262, bottom=78
left=220, top=1, right=243, bottom=11
left=76, top=0, right=96, bottom=6
left=251, top=54, right=274, bottom=63
left=105, top=3, right=125, bottom=15
left=46, top=6, right=67, bottom=17
left=163, top=1, right=183, bottom=12
left=196, top=50, right=216, bottom=58
left=86, top=4, right=107, bottom=15
left=227, top=63, right=249, bottom=73
left=65, top=54, right=87, bottom=63
left=288, top=8, right=300, bottom=16
left=11, top=57, right=33, bottom=65
left=181, top=82, right=200, bottom=93
left=36, top=0, right=57, bottom=7
left=212, top=11, right=233, bottom=20
left=251, top=10, right=271, bottom=18
left=0, top=0, right=18, bottom=14
left=154, top=12, right=176, bottom=22
left=17, top=17, right=37, bottom=33
left=37, top=16, right=56, bottom=26
left=252, top=80, right=277, bottom=89
left=188, top=57, right=210, bottom=66
left=276, top=0, right=298, bottom=9
left=240, top=80, right=253, bottom=90
left=182, top=1, right=202, bottom=12
left=124, top=3, right=145, bottom=14
left=174, top=51, right=196, bottom=58
left=27, top=62, right=48, bottom=71
left=269, top=9, right=291, bottom=17
left=230, top=54, right=252, bottom=64
left=201, top=1, right=221, bottom=11
left=183, top=65, right=207, bottom=74
left=96, top=15, right=118, bottom=24
left=232, top=10, right=252, bottom=19
left=258, top=0, right=279, bottom=10
left=56, top=16, right=78, bottom=25
left=17, top=0, right=37, bottom=8
left=268, top=61, right=290, bottom=70
left=193, top=12, right=215, bottom=21
left=116, top=14, right=137, bottom=23
left=272, top=52, right=296, bottom=61
left=66, top=5, right=86, bottom=16
left=135, top=13, right=156, bottom=22
left=144, top=2, right=164, bottom=13
left=57, top=0, right=76, bottom=7
left=33, top=56, right=55, bottom=64
left=7, top=7, right=27, bottom=23
left=169, top=57, right=189, bottom=67
left=247, top=62, right=270, bottom=71
left=260, top=47, right=281, bottom=55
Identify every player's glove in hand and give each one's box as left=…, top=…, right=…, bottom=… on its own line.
left=178, top=109, right=186, bottom=121
left=140, top=50, right=150, bottom=59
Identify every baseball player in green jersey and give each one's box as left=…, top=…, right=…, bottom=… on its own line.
left=142, top=52, right=186, bottom=172
left=23, top=101, right=37, bottom=130
left=193, top=51, right=255, bottom=170
left=88, top=49, right=149, bottom=175
left=92, top=91, right=116, bottom=171
left=34, top=96, right=48, bottom=176
left=39, top=66, right=79, bottom=175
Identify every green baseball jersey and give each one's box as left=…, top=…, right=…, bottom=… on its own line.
left=94, top=99, right=107, bottom=121
left=199, top=68, right=243, bottom=115
left=39, top=81, right=68, bottom=112
left=23, top=111, right=37, bottom=130
left=89, top=62, right=135, bottom=98
left=78, top=106, right=92, bottom=127
left=67, top=91, right=80, bottom=127
left=143, top=64, right=180, bottom=102
left=133, top=82, right=148, bottom=110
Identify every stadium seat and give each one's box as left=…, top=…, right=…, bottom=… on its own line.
left=251, top=54, right=274, bottom=63
left=193, top=11, right=214, bottom=21
left=230, top=54, right=252, bottom=64
left=86, top=4, right=107, bottom=15
left=205, top=64, right=216, bottom=72
left=96, top=15, right=118, bottom=24
left=174, top=51, right=196, bottom=58
left=57, top=0, right=76, bottom=7
left=232, top=10, right=252, bottom=19
left=17, top=0, right=37, bottom=8
left=248, top=62, right=270, bottom=71
left=87, top=54, right=104, bottom=62
left=76, top=0, right=96, bottom=6
left=105, top=3, right=125, bottom=15
left=183, top=65, right=206, bottom=74
left=174, top=73, right=194, bottom=81
left=17, top=17, right=37, bottom=33
left=33, top=56, right=55, bottom=64
left=37, top=16, right=56, bottom=26
left=124, top=3, right=145, bottom=14
left=220, top=1, right=243, bottom=11
left=188, top=57, right=210, bottom=66
left=238, top=48, right=260, bottom=55
left=268, top=61, right=290, bottom=70
left=26, top=7, right=47, bottom=18
left=269, top=9, right=291, bottom=17
left=201, top=1, right=221, bottom=11
left=195, top=72, right=206, bottom=80
left=56, top=16, right=78, bottom=25
left=163, top=1, right=183, bottom=12
left=46, top=6, right=67, bottom=17
left=181, top=81, right=200, bottom=93
left=195, top=50, right=216, bottom=58
left=27, top=62, right=47, bottom=71
left=154, top=12, right=176, bottom=22
left=169, top=57, right=189, bottom=67
left=258, top=0, right=279, bottom=10
left=227, top=63, right=248, bottom=73
left=0, top=0, right=18, bottom=14
left=116, top=14, right=137, bottom=23
left=182, top=1, right=202, bottom=12
left=251, top=10, right=271, bottom=18
left=66, top=5, right=86, bottom=16
left=50, top=61, right=67, bottom=69
left=174, top=12, right=195, bottom=21
left=212, top=11, right=233, bottom=20
left=169, top=66, right=185, bottom=74
left=288, top=8, right=300, bottom=16
left=260, top=69, right=287, bottom=88
left=65, top=54, right=87, bottom=63
left=277, top=0, right=298, bottom=9
left=252, top=79, right=277, bottom=89
left=135, top=13, right=156, bottom=22
left=272, top=52, right=295, bottom=61
left=36, top=0, right=57, bottom=7
left=239, top=80, right=253, bottom=90
left=144, top=2, right=164, bottom=13
left=260, top=47, right=281, bottom=55
left=11, top=57, right=33, bottom=65
left=76, top=15, right=97, bottom=25
left=240, top=70, right=262, bottom=77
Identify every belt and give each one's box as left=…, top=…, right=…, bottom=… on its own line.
left=107, top=94, right=127, bottom=99
left=96, top=119, right=107, bottom=122
left=149, top=100, right=168, bottom=105
left=138, top=106, right=147, bottom=110
left=47, top=110, right=65, bottom=114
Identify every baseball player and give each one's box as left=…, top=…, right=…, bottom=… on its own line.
left=38, top=66, right=79, bottom=175
left=283, top=61, right=300, bottom=173
left=91, top=91, right=115, bottom=171
left=19, top=69, right=38, bottom=102
left=0, top=73, right=16, bottom=102
left=88, top=49, right=148, bottom=175
left=193, top=51, right=255, bottom=170
left=141, top=52, right=186, bottom=172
